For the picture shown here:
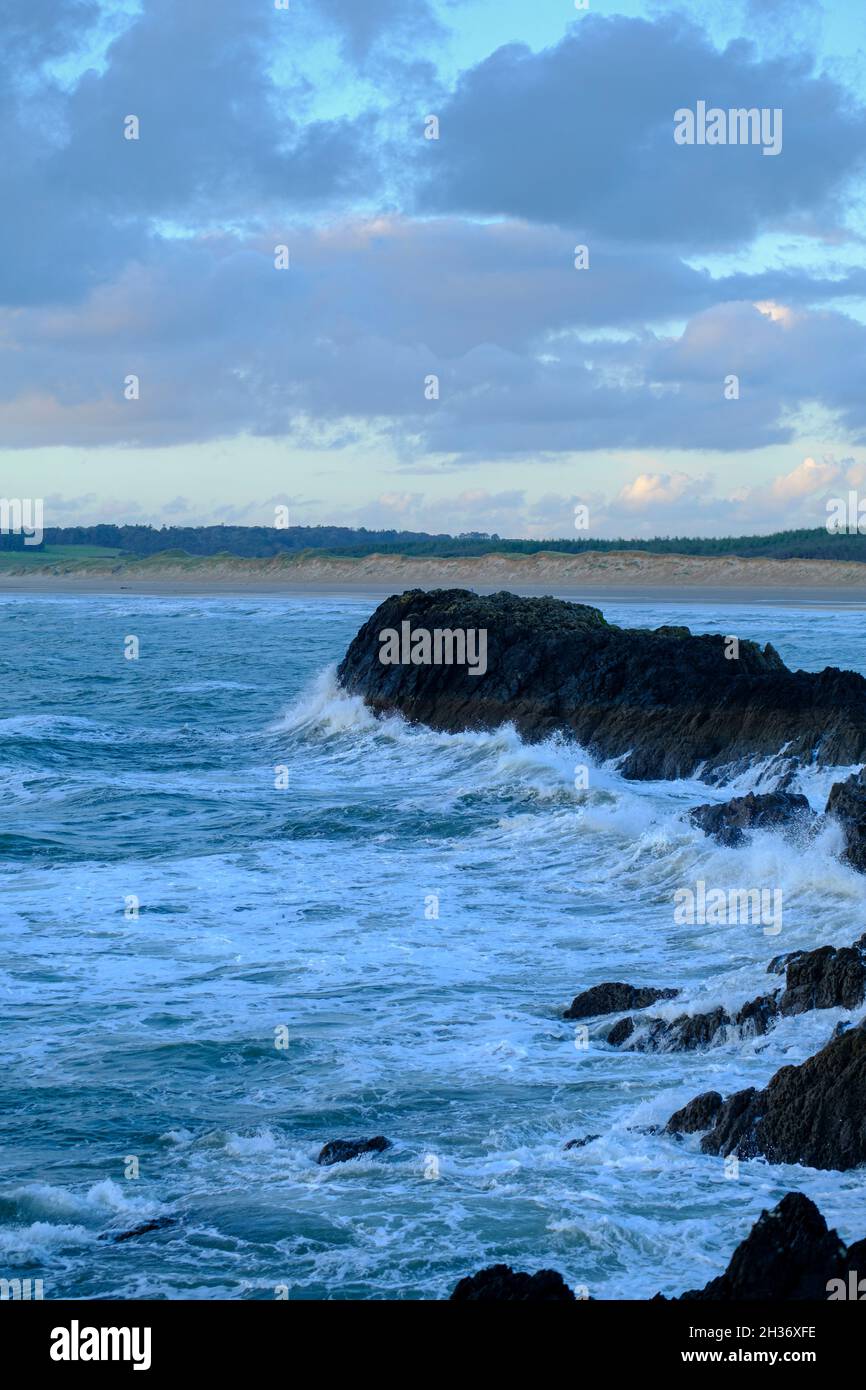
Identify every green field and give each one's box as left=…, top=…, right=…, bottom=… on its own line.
left=0, top=545, right=123, bottom=570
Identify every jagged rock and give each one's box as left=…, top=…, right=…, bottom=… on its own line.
left=337, top=589, right=866, bottom=780
left=563, top=982, right=677, bottom=1020
left=665, top=1091, right=723, bottom=1135
left=612, top=939, right=866, bottom=1055
left=688, top=1021, right=866, bottom=1170
left=316, top=1136, right=392, bottom=1166
left=767, top=949, right=805, bottom=975
left=676, top=1193, right=848, bottom=1300
left=778, top=937, right=866, bottom=1015
left=826, top=767, right=866, bottom=872
left=450, top=1264, right=576, bottom=1301
left=688, top=790, right=812, bottom=847
left=564, top=1134, right=601, bottom=1150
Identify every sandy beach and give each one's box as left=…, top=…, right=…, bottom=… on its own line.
left=3, top=549, right=866, bottom=606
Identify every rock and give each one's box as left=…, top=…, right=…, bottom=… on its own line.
left=734, top=991, right=779, bottom=1035
left=694, top=1021, right=866, bottom=1170
left=316, top=1136, right=392, bottom=1166
left=665, top=1091, right=724, bottom=1135
left=605, top=1017, right=635, bottom=1046
left=767, top=949, right=805, bottom=975
left=337, top=589, right=866, bottom=781
left=688, top=791, right=812, bottom=847
left=563, top=981, right=677, bottom=1020
left=778, top=936, right=866, bottom=1015
left=450, top=1264, right=576, bottom=1301
left=677, top=1193, right=847, bottom=1300
left=826, top=767, right=866, bottom=872
left=99, top=1216, right=178, bottom=1243
left=563, top=1134, right=601, bottom=1150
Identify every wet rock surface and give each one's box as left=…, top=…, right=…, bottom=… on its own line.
left=688, top=790, right=812, bottom=846
left=563, top=981, right=677, bottom=1020
left=316, top=1136, right=392, bottom=1166
left=668, top=1021, right=866, bottom=1170
left=450, top=1264, right=577, bottom=1301
left=337, top=589, right=866, bottom=781
left=826, top=767, right=866, bottom=872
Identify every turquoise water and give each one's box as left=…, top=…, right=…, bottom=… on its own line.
left=1, top=593, right=865, bottom=1300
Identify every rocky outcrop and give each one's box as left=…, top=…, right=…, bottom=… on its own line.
left=688, top=790, right=812, bottom=847
left=316, top=1136, right=391, bottom=1166
left=450, top=1264, right=577, bottom=1301
left=673, top=1193, right=850, bottom=1300
left=337, top=589, right=866, bottom=781
left=668, top=1021, right=866, bottom=1170
left=563, top=981, right=677, bottom=1020
left=826, top=768, right=866, bottom=872
left=608, top=937, right=866, bottom=1053
left=665, top=1091, right=724, bottom=1135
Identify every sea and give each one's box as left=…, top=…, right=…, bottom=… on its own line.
left=1, top=591, right=864, bottom=1300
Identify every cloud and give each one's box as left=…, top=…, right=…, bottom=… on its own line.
left=416, top=13, right=866, bottom=248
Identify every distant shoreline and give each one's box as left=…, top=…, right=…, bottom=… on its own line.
left=3, top=549, right=866, bottom=606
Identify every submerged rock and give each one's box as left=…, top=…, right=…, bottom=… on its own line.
left=337, top=589, right=866, bottom=781
left=450, top=1264, right=576, bottom=1301
left=316, top=1136, right=391, bottom=1166
left=564, top=1133, right=601, bottom=1150
left=688, top=790, right=812, bottom=847
left=99, top=1216, right=178, bottom=1243
left=673, top=1193, right=848, bottom=1300
left=563, top=981, right=677, bottom=1020
left=826, top=767, right=866, bottom=873
left=669, top=1021, right=866, bottom=1170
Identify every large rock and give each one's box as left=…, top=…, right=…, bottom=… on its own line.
left=450, top=1264, right=576, bottom=1301
left=563, top=981, right=677, bottom=1020
left=675, top=1193, right=848, bottom=1300
left=669, top=1021, right=866, bottom=1170
left=337, top=590, right=866, bottom=781
left=688, top=790, right=812, bottom=847
left=778, top=936, right=866, bottom=1015
left=826, top=767, right=866, bottom=872
left=316, top=1136, right=391, bottom=1166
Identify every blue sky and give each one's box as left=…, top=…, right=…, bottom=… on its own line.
left=2, top=0, right=866, bottom=538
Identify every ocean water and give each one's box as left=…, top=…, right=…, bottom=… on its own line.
left=1, top=592, right=865, bottom=1301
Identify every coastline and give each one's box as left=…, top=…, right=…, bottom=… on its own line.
left=3, top=548, right=866, bottom=606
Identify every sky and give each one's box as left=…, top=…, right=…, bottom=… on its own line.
left=2, top=0, right=866, bottom=539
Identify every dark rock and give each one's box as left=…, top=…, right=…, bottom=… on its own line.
left=778, top=937, right=866, bottom=1015
left=678, top=1193, right=847, bottom=1300
left=665, top=1091, right=723, bottom=1135
left=826, top=768, right=866, bottom=873
left=337, top=589, right=866, bottom=781
left=605, top=1017, right=635, bottom=1046
left=450, top=1264, right=576, bottom=1301
left=316, top=1136, right=392, bottom=1166
left=767, top=949, right=805, bottom=975
left=99, top=1216, right=178, bottom=1243
left=618, top=1006, right=730, bottom=1053
left=563, top=981, right=677, bottom=1020
left=563, top=1134, right=601, bottom=1150
left=734, top=991, right=779, bottom=1035
left=697, top=1021, right=866, bottom=1170
left=689, top=790, right=812, bottom=847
